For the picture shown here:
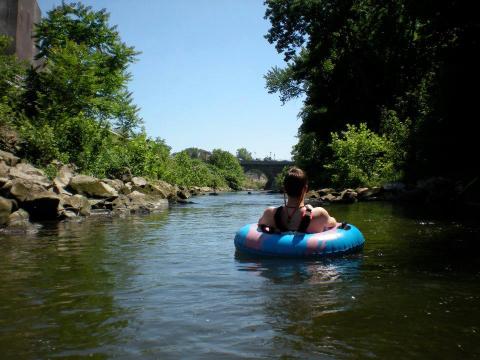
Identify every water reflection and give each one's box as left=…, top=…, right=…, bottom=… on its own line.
left=0, top=211, right=170, bottom=359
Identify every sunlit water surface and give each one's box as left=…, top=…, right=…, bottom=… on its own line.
left=1, top=192, right=479, bottom=359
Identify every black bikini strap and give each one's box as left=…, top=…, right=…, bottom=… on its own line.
left=297, top=206, right=312, bottom=233
left=274, top=206, right=288, bottom=232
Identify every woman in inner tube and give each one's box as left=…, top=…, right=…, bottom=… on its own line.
left=258, top=167, right=337, bottom=234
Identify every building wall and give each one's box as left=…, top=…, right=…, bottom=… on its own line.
left=0, top=0, right=40, bottom=63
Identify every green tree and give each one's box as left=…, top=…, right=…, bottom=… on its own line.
left=236, top=147, right=253, bottom=161
left=325, top=123, right=399, bottom=188
left=29, top=2, right=141, bottom=133
left=209, top=149, right=244, bottom=190
left=264, top=0, right=480, bottom=182
left=0, top=36, right=27, bottom=125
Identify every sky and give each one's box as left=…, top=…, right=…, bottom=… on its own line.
left=37, top=0, right=303, bottom=160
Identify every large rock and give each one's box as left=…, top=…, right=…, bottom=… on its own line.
left=111, top=191, right=169, bottom=214
left=4, top=209, right=37, bottom=234
left=339, top=189, right=358, bottom=203
left=69, top=175, right=118, bottom=198
left=176, top=186, right=191, bottom=200
left=0, top=196, right=13, bottom=226
left=318, top=188, right=336, bottom=196
left=0, top=161, right=9, bottom=178
left=131, top=176, right=148, bottom=187
left=53, top=164, right=76, bottom=194
left=9, top=163, right=51, bottom=187
left=9, top=179, right=48, bottom=202
left=22, top=192, right=61, bottom=220
left=0, top=150, right=20, bottom=166
left=320, top=193, right=339, bottom=203
left=102, top=179, right=125, bottom=192
left=357, top=186, right=383, bottom=201
left=305, top=190, right=320, bottom=199
left=60, top=194, right=91, bottom=216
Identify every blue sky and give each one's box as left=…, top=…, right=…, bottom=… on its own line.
left=37, top=0, right=303, bottom=160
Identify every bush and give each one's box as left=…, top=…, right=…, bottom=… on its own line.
left=208, top=149, right=244, bottom=190
left=325, top=123, right=400, bottom=188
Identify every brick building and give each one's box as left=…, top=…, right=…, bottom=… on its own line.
left=0, top=0, right=41, bottom=63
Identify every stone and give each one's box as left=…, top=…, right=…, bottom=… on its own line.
left=53, top=164, right=76, bottom=190
left=9, top=179, right=48, bottom=202
left=0, top=150, right=20, bottom=166
left=320, top=193, right=339, bottom=202
left=305, top=190, right=320, bottom=199
left=0, top=161, right=10, bottom=177
left=69, top=175, right=118, bottom=198
left=4, top=209, right=38, bottom=234
left=318, top=188, right=336, bottom=196
left=61, top=194, right=91, bottom=216
left=0, top=196, right=13, bottom=226
left=22, top=192, right=61, bottom=220
left=339, top=189, right=358, bottom=203
left=102, top=179, right=125, bottom=192
left=357, top=186, right=383, bottom=201
left=9, top=163, right=51, bottom=187
left=177, top=187, right=191, bottom=200
left=131, top=176, right=148, bottom=187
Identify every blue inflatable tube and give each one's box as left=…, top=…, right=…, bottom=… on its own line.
left=234, top=223, right=365, bottom=258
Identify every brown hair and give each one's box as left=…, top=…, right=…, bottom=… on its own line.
left=283, top=167, right=308, bottom=197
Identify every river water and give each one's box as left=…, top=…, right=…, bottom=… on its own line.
left=0, top=192, right=479, bottom=359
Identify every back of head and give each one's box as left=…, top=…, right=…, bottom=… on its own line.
left=283, top=167, right=308, bottom=197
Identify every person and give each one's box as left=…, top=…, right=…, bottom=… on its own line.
left=258, top=167, right=337, bottom=233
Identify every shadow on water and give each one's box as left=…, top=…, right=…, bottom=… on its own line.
left=0, top=211, right=170, bottom=359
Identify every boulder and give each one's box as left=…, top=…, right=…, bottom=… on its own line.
left=0, top=150, right=20, bottom=166
left=357, top=186, right=383, bottom=201
left=305, top=198, right=325, bottom=207
left=9, top=179, right=48, bottom=202
left=0, top=196, right=13, bottom=226
left=305, top=190, right=320, bottom=199
left=102, top=179, right=125, bottom=191
left=0, top=161, right=9, bottom=177
left=69, top=175, right=118, bottom=198
left=4, top=209, right=37, bottom=234
left=339, top=189, right=358, bottom=203
left=131, top=176, right=148, bottom=187
left=21, top=192, right=61, bottom=220
left=53, top=164, right=76, bottom=193
left=9, top=163, right=51, bottom=188
left=61, top=194, right=91, bottom=216
left=177, top=187, right=191, bottom=200
left=320, top=193, right=339, bottom=203
left=318, top=188, right=336, bottom=196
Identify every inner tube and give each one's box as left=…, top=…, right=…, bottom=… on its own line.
left=234, top=223, right=365, bottom=257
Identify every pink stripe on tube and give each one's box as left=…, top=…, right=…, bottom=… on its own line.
left=245, top=225, right=264, bottom=250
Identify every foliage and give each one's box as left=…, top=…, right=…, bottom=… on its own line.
left=265, top=0, right=480, bottom=183
left=1, top=3, right=247, bottom=191
left=291, top=132, right=327, bottom=187
left=162, top=151, right=226, bottom=188
left=0, top=36, right=27, bottom=125
left=88, top=133, right=171, bottom=179
left=208, top=149, right=245, bottom=190
left=30, top=2, right=141, bottom=133
left=236, top=147, right=253, bottom=161
left=325, top=123, right=400, bottom=188
left=183, top=147, right=211, bottom=161
left=272, top=166, right=290, bottom=192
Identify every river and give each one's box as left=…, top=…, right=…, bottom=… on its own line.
left=0, top=192, right=479, bottom=359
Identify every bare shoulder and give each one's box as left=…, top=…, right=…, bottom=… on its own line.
left=259, top=206, right=277, bottom=225
left=311, top=207, right=329, bottom=217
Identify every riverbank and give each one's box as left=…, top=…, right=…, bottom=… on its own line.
left=0, top=150, right=228, bottom=234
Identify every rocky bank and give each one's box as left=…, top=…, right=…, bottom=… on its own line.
left=0, top=150, right=218, bottom=234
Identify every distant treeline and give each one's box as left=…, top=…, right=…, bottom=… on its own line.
left=265, top=0, right=479, bottom=188
left=0, top=3, right=244, bottom=189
